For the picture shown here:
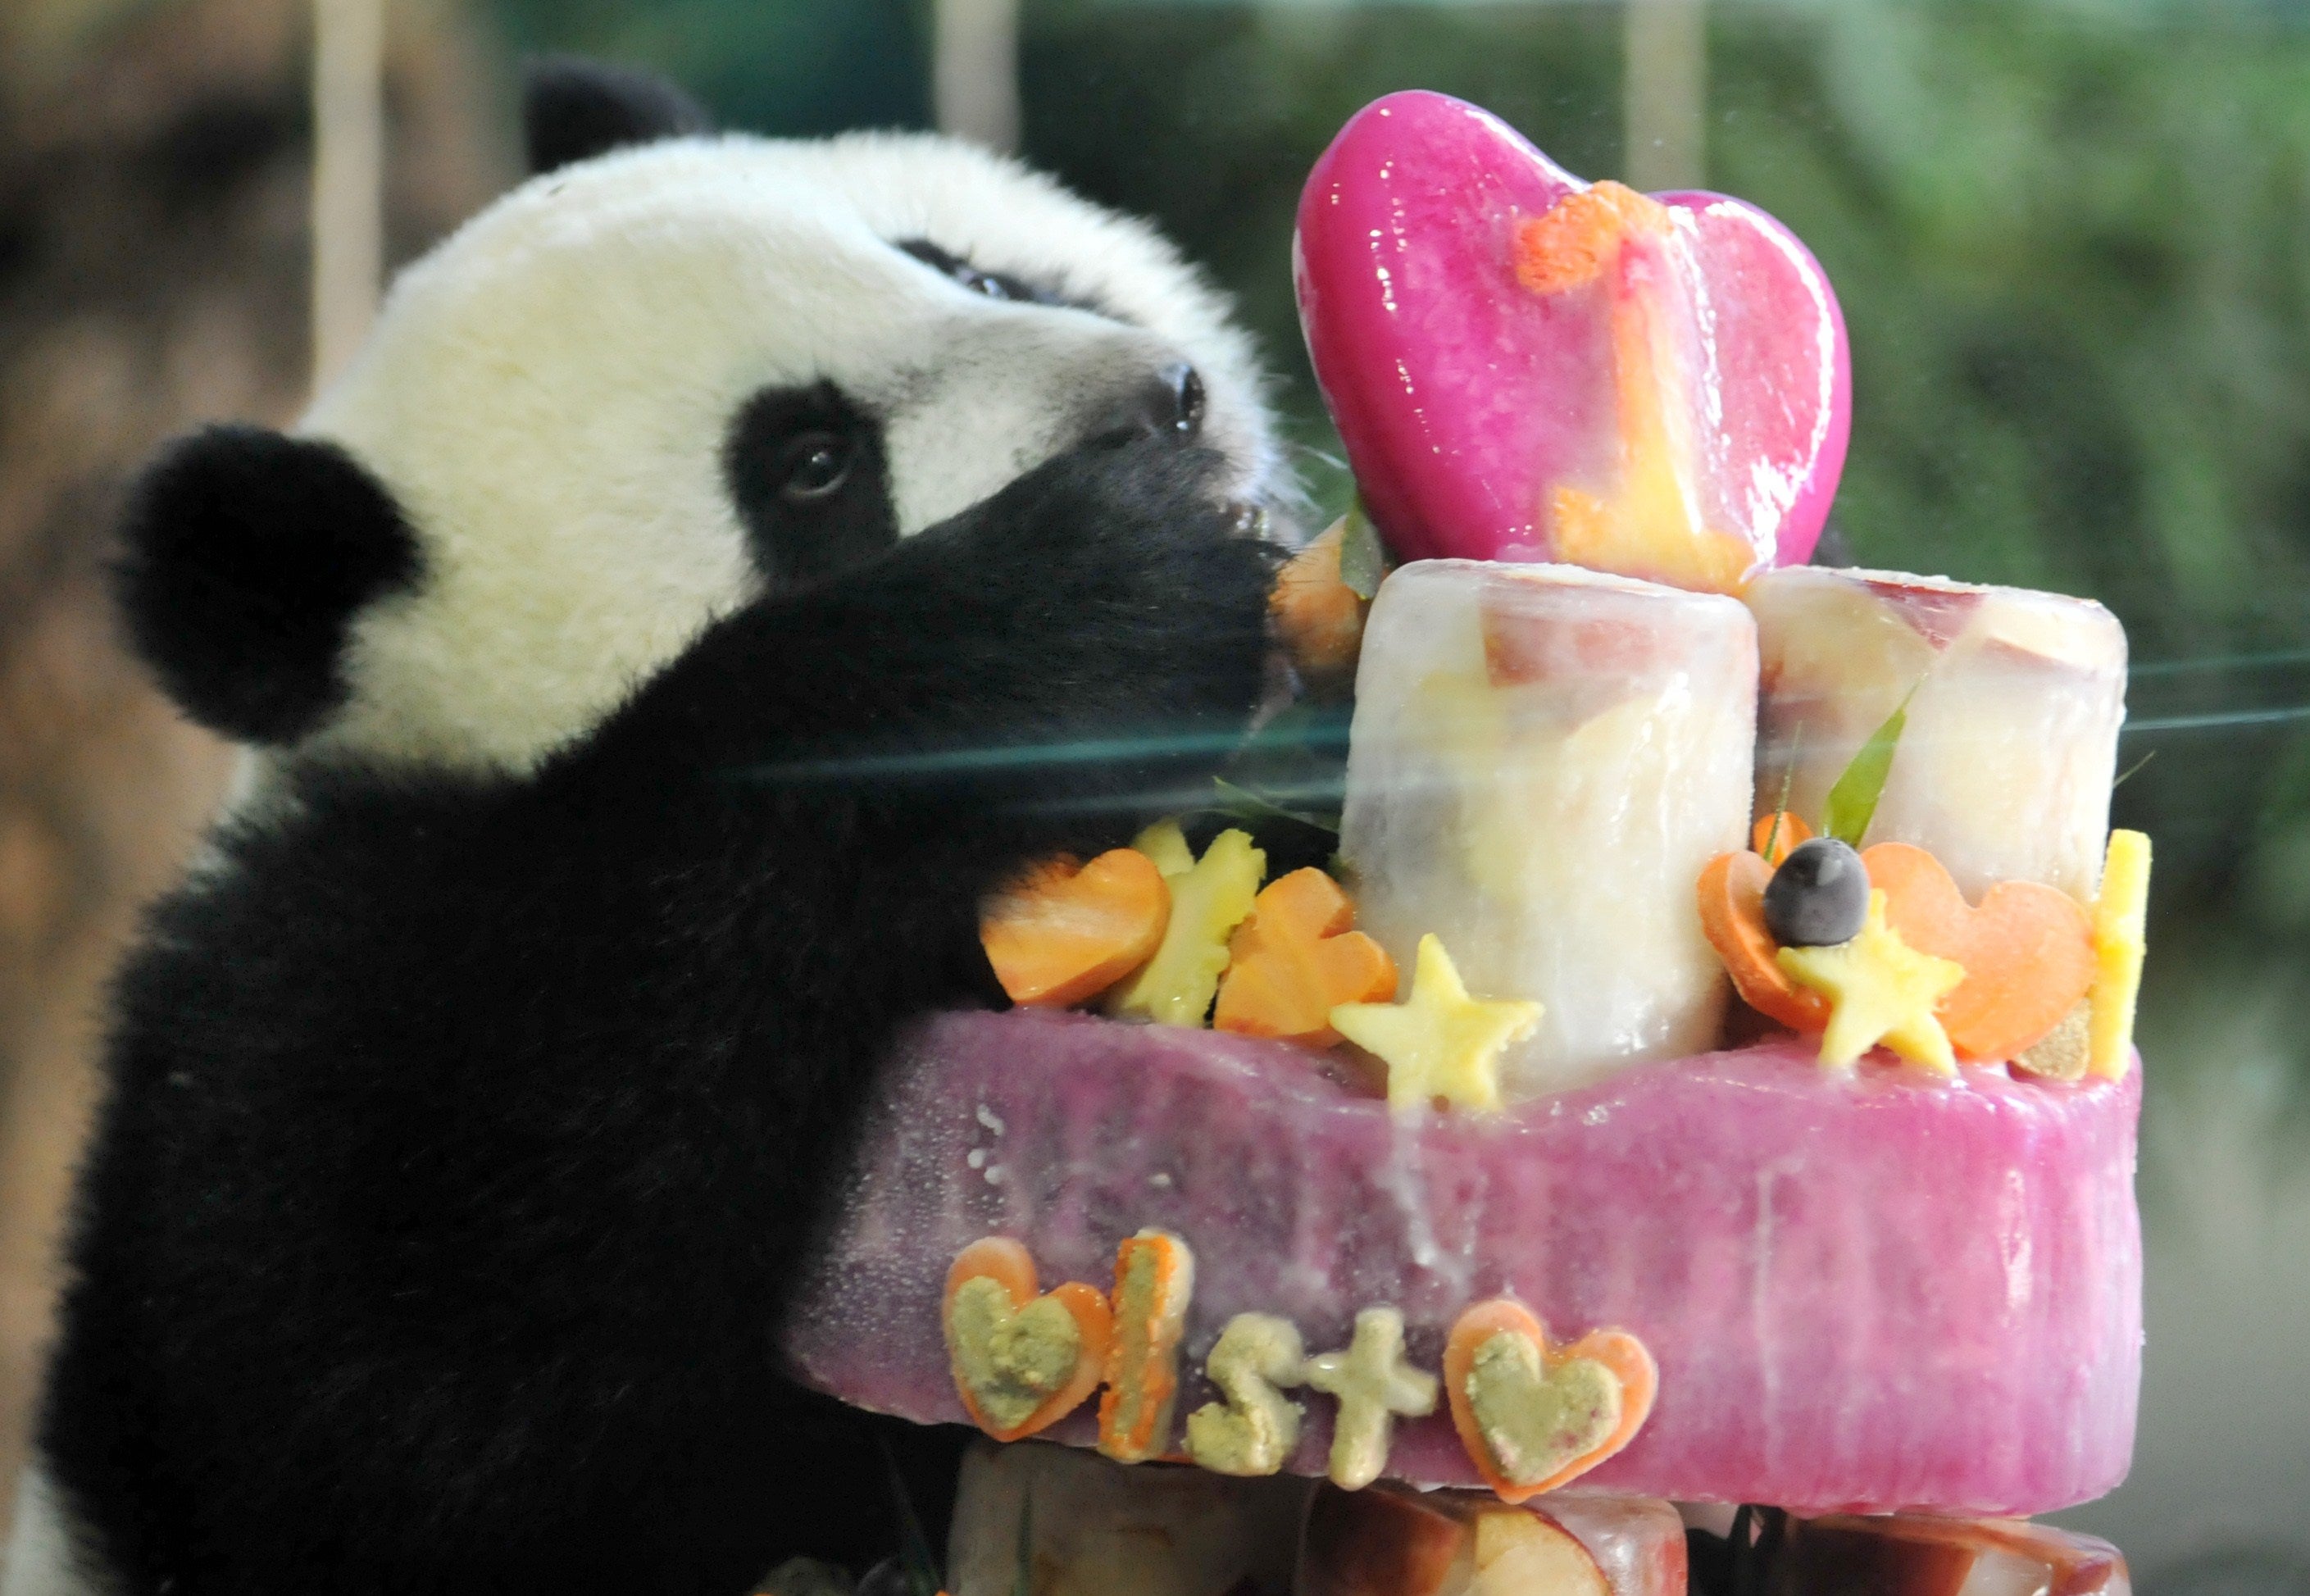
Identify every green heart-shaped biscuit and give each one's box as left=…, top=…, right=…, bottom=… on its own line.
left=946, top=1275, right=1084, bottom=1432
left=1465, top=1329, right=1621, bottom=1485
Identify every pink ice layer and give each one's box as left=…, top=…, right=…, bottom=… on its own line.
left=1294, top=90, right=1851, bottom=575
left=784, top=1010, right=2141, bottom=1516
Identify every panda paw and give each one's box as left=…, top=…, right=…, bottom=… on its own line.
left=931, top=436, right=1282, bottom=725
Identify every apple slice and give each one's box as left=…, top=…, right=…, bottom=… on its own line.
left=1296, top=1485, right=1688, bottom=1596
left=1471, top=1508, right=1610, bottom=1596
left=947, top=1438, right=1311, bottom=1596
left=1543, top=1498, right=1689, bottom=1596
left=1772, top=1513, right=2131, bottom=1596
left=1298, top=1483, right=1474, bottom=1596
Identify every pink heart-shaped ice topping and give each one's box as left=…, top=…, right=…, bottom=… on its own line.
left=1294, top=91, right=1850, bottom=589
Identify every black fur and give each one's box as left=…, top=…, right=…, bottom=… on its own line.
left=112, top=425, right=421, bottom=744
left=43, top=437, right=1280, bottom=1595
left=523, top=57, right=711, bottom=178
left=725, top=384, right=898, bottom=586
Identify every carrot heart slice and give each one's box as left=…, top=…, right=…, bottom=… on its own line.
left=1443, top=1299, right=1657, bottom=1503
left=942, top=1237, right=1112, bottom=1443
left=980, top=848, right=1170, bottom=1008
left=1862, top=843, right=2095, bottom=1063
left=1696, top=851, right=1831, bottom=1032
left=1214, top=868, right=1399, bottom=1048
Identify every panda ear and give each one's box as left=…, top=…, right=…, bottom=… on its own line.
left=522, top=57, right=712, bottom=177
left=113, top=425, right=421, bottom=745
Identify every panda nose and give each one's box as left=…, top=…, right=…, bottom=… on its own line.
left=1092, top=362, right=1205, bottom=444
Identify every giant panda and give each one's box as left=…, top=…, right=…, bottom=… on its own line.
left=2, top=60, right=1292, bottom=1596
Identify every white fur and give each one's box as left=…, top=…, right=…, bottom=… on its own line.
left=1, top=1467, right=106, bottom=1596
left=299, top=132, right=1280, bottom=777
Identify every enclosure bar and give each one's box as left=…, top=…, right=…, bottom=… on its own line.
left=933, top=0, right=1021, bottom=154
left=311, top=0, right=385, bottom=392
left=1625, top=0, right=1707, bottom=192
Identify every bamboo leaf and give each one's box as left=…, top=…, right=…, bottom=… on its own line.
left=1207, top=776, right=1340, bottom=837
left=1339, top=498, right=1385, bottom=600
left=1760, top=722, right=1803, bottom=863
left=1822, top=691, right=1915, bottom=847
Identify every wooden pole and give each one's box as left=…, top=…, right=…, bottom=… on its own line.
left=1624, top=0, right=1707, bottom=193
left=932, top=0, right=1020, bottom=154
left=311, top=0, right=384, bottom=392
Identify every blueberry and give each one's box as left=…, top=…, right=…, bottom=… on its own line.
left=1762, top=837, right=1870, bottom=948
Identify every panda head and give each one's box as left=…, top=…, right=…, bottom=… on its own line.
left=116, top=61, right=1286, bottom=777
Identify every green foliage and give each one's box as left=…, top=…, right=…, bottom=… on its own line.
left=1822, top=690, right=1913, bottom=848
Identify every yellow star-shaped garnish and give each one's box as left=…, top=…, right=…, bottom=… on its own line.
left=1776, top=889, right=1965, bottom=1075
left=1330, top=934, right=1542, bottom=1117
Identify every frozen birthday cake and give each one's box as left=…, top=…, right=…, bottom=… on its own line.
left=783, top=92, right=2146, bottom=1596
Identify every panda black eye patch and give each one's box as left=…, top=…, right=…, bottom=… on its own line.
left=723, top=382, right=898, bottom=586
left=897, top=238, right=1095, bottom=314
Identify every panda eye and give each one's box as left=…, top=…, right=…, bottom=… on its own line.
left=725, top=382, right=894, bottom=585
left=897, top=239, right=1065, bottom=308
left=777, top=431, right=856, bottom=501
left=956, top=266, right=1009, bottom=300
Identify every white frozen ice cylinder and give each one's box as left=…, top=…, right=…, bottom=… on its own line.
left=1340, top=559, right=1758, bottom=1098
left=1745, top=566, right=2127, bottom=903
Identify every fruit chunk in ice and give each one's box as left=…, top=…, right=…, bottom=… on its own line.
left=1298, top=1483, right=1687, bottom=1596
left=1341, top=560, right=1756, bottom=1096
left=784, top=1010, right=2142, bottom=1516
left=1747, top=567, right=2126, bottom=903
left=945, top=1438, right=1310, bottom=1596
left=1769, top=1514, right=2130, bottom=1596
left=1293, top=90, right=1850, bottom=587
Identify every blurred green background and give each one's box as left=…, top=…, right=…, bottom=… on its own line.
left=2, top=0, right=2306, bottom=1589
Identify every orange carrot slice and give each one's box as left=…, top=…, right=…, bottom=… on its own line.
left=980, top=848, right=1171, bottom=1007
left=1271, top=520, right=1372, bottom=689
left=1098, top=1229, right=1195, bottom=1463
left=942, top=1238, right=1112, bottom=1444
left=1442, top=1299, right=1657, bottom=1504
left=1696, top=851, right=1831, bottom=1032
left=1751, top=810, right=1813, bottom=867
left=1214, top=868, right=1398, bottom=1048
left=1862, top=843, right=2095, bottom=1064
